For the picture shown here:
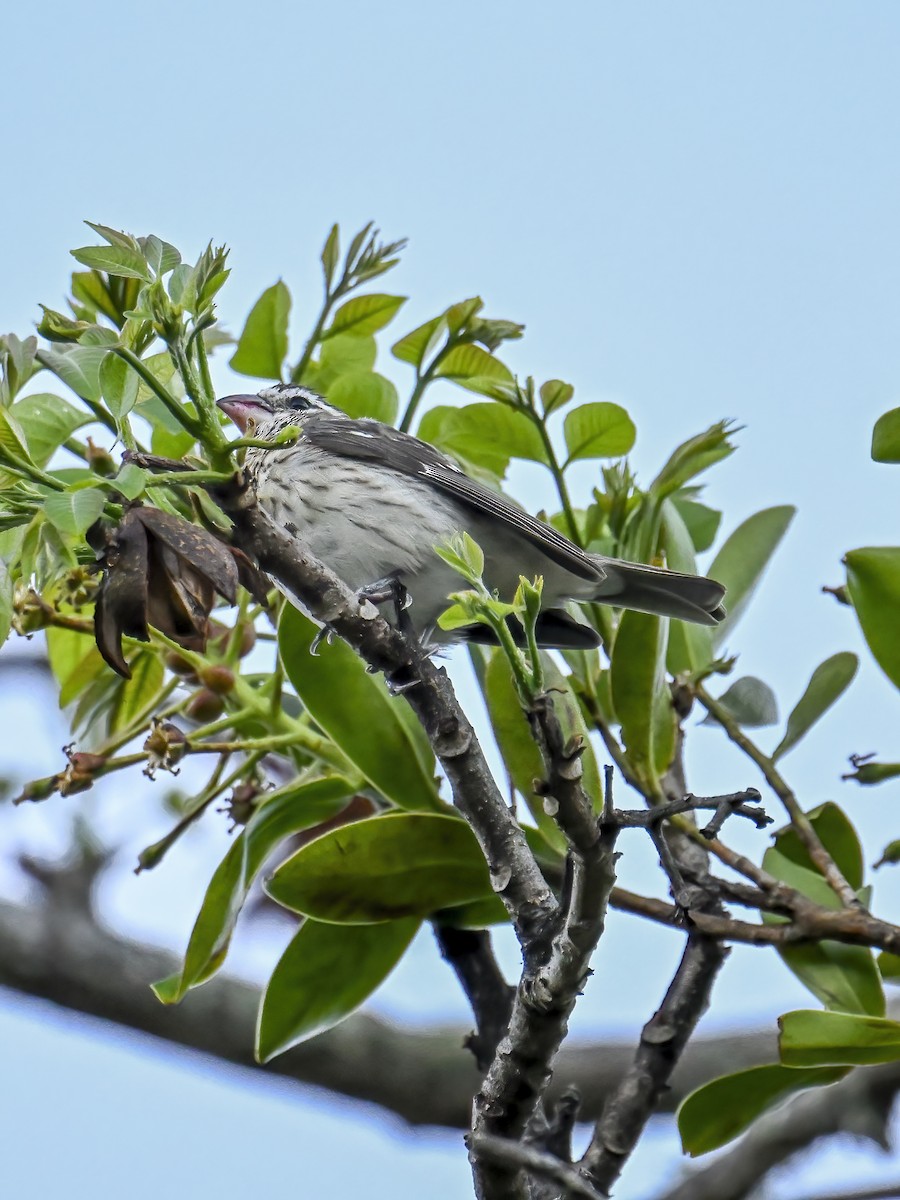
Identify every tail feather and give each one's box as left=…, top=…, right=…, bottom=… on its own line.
left=592, top=558, right=726, bottom=626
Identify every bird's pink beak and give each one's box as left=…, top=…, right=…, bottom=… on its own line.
left=217, top=395, right=271, bottom=433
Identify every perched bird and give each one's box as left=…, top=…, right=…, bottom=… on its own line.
left=217, top=384, right=725, bottom=649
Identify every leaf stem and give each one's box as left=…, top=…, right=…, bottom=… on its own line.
left=695, top=681, right=861, bottom=908
left=113, top=347, right=202, bottom=438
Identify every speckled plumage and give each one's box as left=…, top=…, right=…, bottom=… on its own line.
left=218, top=384, right=726, bottom=646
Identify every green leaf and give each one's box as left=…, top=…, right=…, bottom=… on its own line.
left=256, top=916, right=419, bottom=1059
left=320, top=224, right=340, bottom=289
left=540, top=379, right=574, bottom=417
left=872, top=406, right=900, bottom=463
left=111, top=463, right=148, bottom=501
left=46, top=624, right=106, bottom=707
left=563, top=402, right=636, bottom=464
left=324, top=294, right=406, bottom=339
left=328, top=371, right=399, bottom=423
left=703, top=676, right=778, bottom=728
left=773, top=652, right=859, bottom=760
left=763, top=813, right=883, bottom=1017
left=110, top=649, right=165, bottom=732
left=769, top=801, right=864, bottom=891
left=779, top=1009, right=900, bottom=1067
left=670, top=495, right=721, bottom=553
left=417, top=403, right=546, bottom=476
left=0, top=559, right=12, bottom=646
left=42, top=488, right=106, bottom=536
left=610, top=609, right=674, bottom=789
left=444, top=297, right=484, bottom=333
left=10, top=394, right=91, bottom=466
left=154, top=776, right=355, bottom=1002
left=278, top=606, right=439, bottom=811
left=37, top=346, right=108, bottom=404
left=661, top=500, right=713, bottom=674
left=434, top=344, right=514, bottom=388
left=141, top=235, right=181, bottom=276
left=391, top=316, right=447, bottom=368
left=265, top=813, right=493, bottom=922
left=650, top=421, right=737, bottom=499
left=0, top=406, right=35, bottom=465
left=229, top=281, right=291, bottom=379
left=845, top=548, right=900, bottom=690
left=877, top=951, right=900, bottom=980
left=709, top=506, right=796, bottom=647
left=677, top=1063, right=848, bottom=1156
left=99, top=353, right=139, bottom=420
left=71, top=244, right=151, bottom=282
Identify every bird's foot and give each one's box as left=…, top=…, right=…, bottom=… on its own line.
left=357, top=575, right=413, bottom=630
left=309, top=624, right=337, bottom=656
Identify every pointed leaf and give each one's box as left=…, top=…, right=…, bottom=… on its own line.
left=391, top=316, right=446, bottom=368
left=773, top=652, right=859, bottom=760
left=229, top=281, right=291, bottom=379
left=278, top=606, right=439, bottom=811
left=434, top=344, right=513, bottom=387
left=661, top=499, right=714, bottom=674
left=265, top=813, right=493, bottom=922
left=650, top=421, right=737, bottom=498
left=678, top=1063, right=847, bottom=1156
left=256, top=917, right=419, bottom=1059
left=320, top=224, right=340, bottom=289
left=324, top=294, right=406, bottom=339
left=610, top=609, right=674, bottom=789
left=563, top=402, right=636, bottom=463
left=709, top=506, right=796, bottom=646
left=71, top=244, right=151, bottom=282
left=845, top=548, right=900, bottom=690
left=154, top=777, right=355, bottom=1001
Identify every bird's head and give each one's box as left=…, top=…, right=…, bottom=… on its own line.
left=217, top=384, right=332, bottom=435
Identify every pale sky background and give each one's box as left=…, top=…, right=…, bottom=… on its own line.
left=3, top=2, right=900, bottom=1197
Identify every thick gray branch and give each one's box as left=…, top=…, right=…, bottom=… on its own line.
left=0, top=890, right=777, bottom=1129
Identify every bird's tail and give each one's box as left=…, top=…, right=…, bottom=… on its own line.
left=591, top=557, right=726, bottom=626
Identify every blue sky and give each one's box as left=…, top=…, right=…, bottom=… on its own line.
left=3, top=2, right=900, bottom=1196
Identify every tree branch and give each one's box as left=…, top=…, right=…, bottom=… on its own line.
left=0, top=882, right=787, bottom=1129
left=581, top=932, right=729, bottom=1193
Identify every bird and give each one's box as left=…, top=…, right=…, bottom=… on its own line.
left=217, top=383, right=726, bottom=649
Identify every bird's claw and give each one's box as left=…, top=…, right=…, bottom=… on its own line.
left=358, top=575, right=413, bottom=629
left=310, top=624, right=337, bottom=656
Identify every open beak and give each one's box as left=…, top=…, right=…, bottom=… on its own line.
left=217, top=394, right=272, bottom=434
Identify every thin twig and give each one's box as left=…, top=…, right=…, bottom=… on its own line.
left=696, top=681, right=861, bottom=909
left=468, top=1134, right=607, bottom=1200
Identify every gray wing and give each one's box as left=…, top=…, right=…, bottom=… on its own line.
left=300, top=413, right=603, bottom=584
